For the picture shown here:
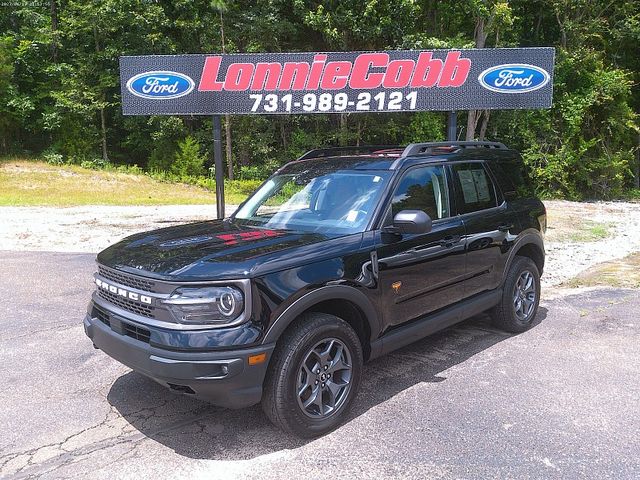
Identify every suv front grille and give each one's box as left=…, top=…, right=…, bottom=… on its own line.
left=92, top=305, right=151, bottom=344
left=123, top=323, right=151, bottom=343
left=94, top=305, right=111, bottom=327
left=97, top=288, right=154, bottom=318
left=98, top=266, right=158, bottom=293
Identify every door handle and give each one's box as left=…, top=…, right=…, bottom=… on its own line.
left=439, top=235, right=461, bottom=247
left=498, top=223, right=514, bottom=232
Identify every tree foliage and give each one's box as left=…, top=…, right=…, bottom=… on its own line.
left=0, top=0, right=638, bottom=198
left=172, top=135, right=206, bottom=177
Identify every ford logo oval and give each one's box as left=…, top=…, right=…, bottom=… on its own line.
left=478, top=64, right=550, bottom=93
left=126, top=71, right=194, bottom=99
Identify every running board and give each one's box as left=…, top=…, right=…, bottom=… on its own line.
left=369, top=289, right=502, bottom=360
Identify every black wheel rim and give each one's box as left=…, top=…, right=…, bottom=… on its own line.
left=296, top=338, right=353, bottom=419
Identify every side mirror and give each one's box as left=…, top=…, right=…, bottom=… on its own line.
left=392, top=210, right=432, bottom=235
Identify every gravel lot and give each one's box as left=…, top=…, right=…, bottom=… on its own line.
left=542, top=200, right=640, bottom=285
left=0, top=251, right=638, bottom=479
left=0, top=204, right=236, bottom=254
left=1, top=200, right=640, bottom=286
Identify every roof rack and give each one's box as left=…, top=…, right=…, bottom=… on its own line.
left=401, top=141, right=507, bottom=157
left=298, top=145, right=403, bottom=160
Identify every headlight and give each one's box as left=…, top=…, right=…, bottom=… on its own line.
left=162, top=286, right=244, bottom=325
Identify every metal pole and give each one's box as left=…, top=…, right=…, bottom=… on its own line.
left=212, top=115, right=225, bottom=219
left=447, top=111, right=457, bottom=141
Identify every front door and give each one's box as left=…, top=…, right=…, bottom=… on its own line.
left=376, top=164, right=466, bottom=331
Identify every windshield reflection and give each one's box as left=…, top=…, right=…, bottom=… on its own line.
left=235, top=162, right=390, bottom=235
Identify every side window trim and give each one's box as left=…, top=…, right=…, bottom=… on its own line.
left=377, top=163, right=451, bottom=228
left=455, top=200, right=506, bottom=219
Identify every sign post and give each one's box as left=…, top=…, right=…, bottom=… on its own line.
left=120, top=48, right=554, bottom=217
left=212, top=115, right=225, bottom=218
left=447, top=111, right=457, bottom=141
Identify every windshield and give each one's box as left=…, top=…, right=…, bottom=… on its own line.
left=234, top=163, right=391, bottom=235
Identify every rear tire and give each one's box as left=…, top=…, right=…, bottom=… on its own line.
left=490, top=256, right=541, bottom=333
left=261, top=312, right=363, bottom=438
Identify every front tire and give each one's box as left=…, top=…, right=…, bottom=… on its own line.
left=262, top=312, right=363, bottom=438
left=490, top=256, right=541, bottom=333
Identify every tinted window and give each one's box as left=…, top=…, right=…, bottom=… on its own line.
left=391, top=165, right=449, bottom=220
left=452, top=162, right=497, bottom=214
left=488, top=160, right=536, bottom=199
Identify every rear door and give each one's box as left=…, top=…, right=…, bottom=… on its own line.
left=449, top=161, right=514, bottom=297
left=376, top=164, right=466, bottom=331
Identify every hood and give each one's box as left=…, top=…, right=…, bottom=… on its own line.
left=96, top=219, right=360, bottom=280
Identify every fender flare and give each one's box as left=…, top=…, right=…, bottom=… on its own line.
left=502, top=230, right=545, bottom=281
left=261, top=285, right=381, bottom=345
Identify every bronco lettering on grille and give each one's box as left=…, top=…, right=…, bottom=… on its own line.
left=95, top=278, right=152, bottom=304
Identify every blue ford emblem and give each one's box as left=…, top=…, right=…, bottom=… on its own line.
left=478, top=64, right=549, bottom=93
left=126, top=71, right=194, bottom=99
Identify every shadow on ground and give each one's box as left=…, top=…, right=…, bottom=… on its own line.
left=107, top=308, right=547, bottom=460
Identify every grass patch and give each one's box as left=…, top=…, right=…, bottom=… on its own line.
left=545, top=204, right=614, bottom=243
left=564, top=253, right=640, bottom=288
left=565, top=221, right=613, bottom=242
left=0, top=160, right=253, bottom=206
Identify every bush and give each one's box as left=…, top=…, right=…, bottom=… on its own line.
left=506, top=49, right=638, bottom=199
left=115, top=164, right=144, bottom=175
left=43, top=150, right=65, bottom=166
left=80, top=158, right=110, bottom=170
left=404, top=112, right=446, bottom=143
left=228, top=179, right=262, bottom=195
left=623, top=189, right=640, bottom=200
left=239, top=164, right=269, bottom=180
left=172, top=136, right=206, bottom=177
left=147, top=116, right=186, bottom=172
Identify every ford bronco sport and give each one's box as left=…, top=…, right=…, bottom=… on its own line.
left=84, top=141, right=545, bottom=437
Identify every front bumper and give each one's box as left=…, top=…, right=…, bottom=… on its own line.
left=84, top=313, right=274, bottom=409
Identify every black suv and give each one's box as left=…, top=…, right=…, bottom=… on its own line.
left=84, top=141, right=545, bottom=437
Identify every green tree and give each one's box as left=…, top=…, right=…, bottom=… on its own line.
left=0, top=0, right=638, bottom=197
left=0, top=36, right=17, bottom=153
left=172, top=135, right=206, bottom=177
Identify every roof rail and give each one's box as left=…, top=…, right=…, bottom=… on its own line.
left=298, top=145, right=403, bottom=160
left=401, top=141, right=507, bottom=157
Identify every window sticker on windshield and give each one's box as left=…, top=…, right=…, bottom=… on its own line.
left=373, top=176, right=381, bottom=182
left=346, top=210, right=359, bottom=222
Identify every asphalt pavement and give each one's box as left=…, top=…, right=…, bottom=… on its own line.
left=1, top=250, right=638, bottom=479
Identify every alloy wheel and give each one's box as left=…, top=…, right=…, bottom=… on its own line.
left=513, top=270, right=536, bottom=321
left=296, top=338, right=353, bottom=418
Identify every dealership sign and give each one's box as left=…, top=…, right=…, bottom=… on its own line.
left=120, top=48, right=554, bottom=115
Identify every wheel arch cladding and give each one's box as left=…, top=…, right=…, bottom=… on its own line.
left=500, top=231, right=544, bottom=283
left=262, top=285, right=380, bottom=360
left=514, top=242, right=544, bottom=275
left=306, top=299, right=372, bottom=361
